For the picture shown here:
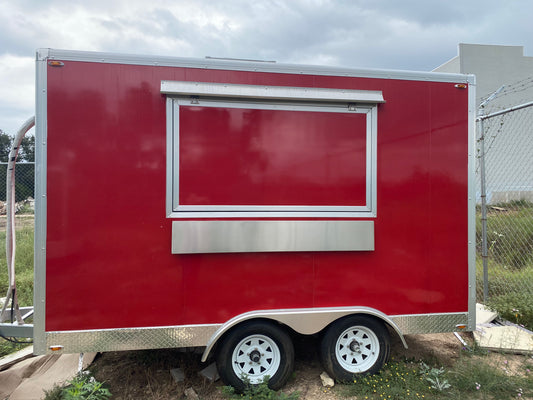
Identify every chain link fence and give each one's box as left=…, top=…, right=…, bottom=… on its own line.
left=476, top=77, right=533, bottom=325
left=0, top=162, right=35, bottom=211
left=0, top=159, right=35, bottom=318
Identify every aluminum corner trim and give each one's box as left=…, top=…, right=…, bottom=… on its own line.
left=33, top=52, right=48, bottom=355
left=172, top=220, right=374, bottom=254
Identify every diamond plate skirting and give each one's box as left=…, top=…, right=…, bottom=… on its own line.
left=390, top=312, right=469, bottom=335
left=45, top=324, right=220, bottom=354
left=44, top=312, right=469, bottom=354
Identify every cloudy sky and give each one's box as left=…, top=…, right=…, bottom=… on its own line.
left=1, top=0, right=532, bottom=135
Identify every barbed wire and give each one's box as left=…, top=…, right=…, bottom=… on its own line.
left=479, top=76, right=533, bottom=111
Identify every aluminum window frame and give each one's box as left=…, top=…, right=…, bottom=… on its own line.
left=165, top=82, right=379, bottom=219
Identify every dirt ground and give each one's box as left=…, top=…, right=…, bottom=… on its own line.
left=88, top=331, right=530, bottom=400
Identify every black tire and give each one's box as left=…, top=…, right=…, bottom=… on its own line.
left=320, top=315, right=390, bottom=382
left=215, top=320, right=295, bottom=392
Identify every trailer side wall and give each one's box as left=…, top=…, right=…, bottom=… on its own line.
left=35, top=51, right=473, bottom=353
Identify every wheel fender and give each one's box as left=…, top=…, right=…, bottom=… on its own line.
left=201, top=306, right=407, bottom=362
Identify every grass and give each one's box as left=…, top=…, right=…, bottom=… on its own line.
left=0, top=224, right=34, bottom=307
left=476, top=200, right=533, bottom=270
left=448, top=357, right=531, bottom=399
left=341, top=353, right=533, bottom=400
left=486, top=292, right=533, bottom=330
left=0, top=220, right=34, bottom=357
left=476, top=259, right=533, bottom=330
left=476, top=201, right=533, bottom=330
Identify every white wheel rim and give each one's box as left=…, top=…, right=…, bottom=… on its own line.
left=335, top=325, right=380, bottom=373
left=231, top=334, right=281, bottom=384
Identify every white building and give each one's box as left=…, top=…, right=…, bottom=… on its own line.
left=434, top=43, right=533, bottom=204
left=434, top=43, right=533, bottom=102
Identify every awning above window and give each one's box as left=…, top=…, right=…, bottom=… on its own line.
left=161, top=81, right=385, bottom=103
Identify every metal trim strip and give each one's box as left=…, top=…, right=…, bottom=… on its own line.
left=167, top=211, right=378, bottom=219
left=38, top=48, right=473, bottom=84
left=175, top=97, right=376, bottom=113
left=171, top=220, right=375, bottom=254
left=165, top=97, right=175, bottom=220
left=175, top=206, right=372, bottom=212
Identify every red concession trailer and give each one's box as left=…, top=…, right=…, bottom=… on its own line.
left=31, top=49, right=475, bottom=388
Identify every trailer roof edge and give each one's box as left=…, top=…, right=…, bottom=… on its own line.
left=36, top=48, right=474, bottom=84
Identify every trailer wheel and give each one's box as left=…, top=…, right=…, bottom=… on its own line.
left=215, top=321, right=294, bottom=392
left=320, top=315, right=390, bottom=382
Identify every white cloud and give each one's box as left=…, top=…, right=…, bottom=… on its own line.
left=0, top=54, right=35, bottom=135
left=0, top=0, right=532, bottom=134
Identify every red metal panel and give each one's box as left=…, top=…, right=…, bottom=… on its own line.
left=179, top=106, right=367, bottom=206
left=44, top=60, right=470, bottom=332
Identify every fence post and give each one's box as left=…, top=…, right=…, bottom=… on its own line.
left=478, top=117, right=489, bottom=303
left=476, top=85, right=504, bottom=304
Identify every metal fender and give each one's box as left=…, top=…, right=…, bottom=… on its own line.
left=201, top=306, right=408, bottom=362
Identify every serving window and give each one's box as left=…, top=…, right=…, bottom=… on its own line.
left=163, top=81, right=381, bottom=218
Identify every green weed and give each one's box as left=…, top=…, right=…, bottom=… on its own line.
left=43, top=372, right=111, bottom=400
left=222, top=376, right=300, bottom=400
left=419, top=362, right=451, bottom=391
